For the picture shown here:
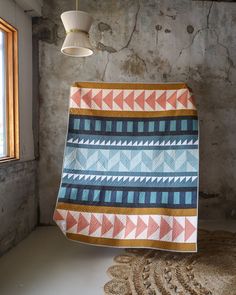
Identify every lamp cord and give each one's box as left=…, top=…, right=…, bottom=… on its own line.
left=76, top=0, right=79, bottom=10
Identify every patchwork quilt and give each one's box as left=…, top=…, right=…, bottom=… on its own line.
left=54, top=82, right=199, bottom=252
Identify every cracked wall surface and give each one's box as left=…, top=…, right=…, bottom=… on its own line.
left=34, top=0, right=236, bottom=224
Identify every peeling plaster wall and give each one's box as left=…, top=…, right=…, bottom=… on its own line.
left=0, top=0, right=37, bottom=255
left=35, top=0, right=236, bottom=224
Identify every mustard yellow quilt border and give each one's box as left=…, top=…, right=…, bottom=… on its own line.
left=72, top=82, right=190, bottom=90
left=70, top=108, right=197, bottom=118
left=56, top=202, right=197, bottom=216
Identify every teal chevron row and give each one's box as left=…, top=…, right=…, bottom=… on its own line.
left=64, top=147, right=198, bottom=173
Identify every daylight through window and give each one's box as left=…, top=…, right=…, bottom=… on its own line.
left=0, top=29, right=7, bottom=157
left=0, top=18, right=19, bottom=162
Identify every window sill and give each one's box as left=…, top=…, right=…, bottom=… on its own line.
left=0, top=158, right=37, bottom=171
left=0, top=157, right=20, bottom=165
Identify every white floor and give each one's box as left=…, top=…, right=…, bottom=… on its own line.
left=0, top=221, right=235, bottom=295
left=0, top=227, right=121, bottom=295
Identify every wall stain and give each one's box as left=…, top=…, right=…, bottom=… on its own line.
left=155, top=25, right=162, bottom=45
left=200, top=191, right=219, bottom=199
left=98, top=22, right=112, bottom=33
left=97, top=42, right=117, bottom=53
left=33, top=17, right=58, bottom=44
left=155, top=24, right=162, bottom=31
left=122, top=52, right=146, bottom=76
left=159, top=10, right=176, bottom=20
left=187, top=25, right=194, bottom=34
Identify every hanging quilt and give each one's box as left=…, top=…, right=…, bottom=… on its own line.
left=54, top=82, right=199, bottom=252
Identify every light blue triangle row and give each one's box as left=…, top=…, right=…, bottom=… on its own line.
left=67, top=134, right=80, bottom=142
left=62, top=174, right=198, bottom=188
left=67, top=133, right=199, bottom=146
left=63, top=168, right=197, bottom=177
left=66, top=139, right=199, bottom=150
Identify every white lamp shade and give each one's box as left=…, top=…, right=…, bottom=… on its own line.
left=61, top=10, right=93, bottom=57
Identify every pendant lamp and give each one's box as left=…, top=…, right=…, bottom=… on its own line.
left=61, top=0, right=94, bottom=57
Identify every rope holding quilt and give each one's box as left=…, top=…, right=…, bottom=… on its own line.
left=54, top=82, right=199, bottom=252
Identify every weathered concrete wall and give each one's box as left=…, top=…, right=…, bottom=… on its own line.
left=0, top=161, right=37, bottom=255
left=35, top=0, right=236, bottom=224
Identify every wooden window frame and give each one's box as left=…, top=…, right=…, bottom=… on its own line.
left=0, top=17, right=19, bottom=163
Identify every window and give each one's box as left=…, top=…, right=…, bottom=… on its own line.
left=0, top=18, right=19, bottom=162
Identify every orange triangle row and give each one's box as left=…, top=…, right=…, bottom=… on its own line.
left=54, top=210, right=196, bottom=242
left=71, top=89, right=196, bottom=111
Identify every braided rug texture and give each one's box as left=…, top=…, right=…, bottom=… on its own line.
left=104, top=230, right=236, bottom=295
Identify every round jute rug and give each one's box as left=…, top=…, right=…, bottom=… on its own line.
left=104, top=230, right=236, bottom=295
